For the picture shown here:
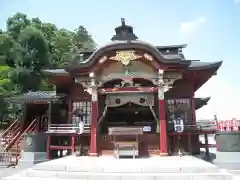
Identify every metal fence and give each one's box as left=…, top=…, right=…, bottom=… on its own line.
left=0, top=152, right=14, bottom=167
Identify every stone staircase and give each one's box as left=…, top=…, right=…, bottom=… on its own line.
left=2, top=156, right=234, bottom=180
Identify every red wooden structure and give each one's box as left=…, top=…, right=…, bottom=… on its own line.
left=5, top=18, right=229, bottom=160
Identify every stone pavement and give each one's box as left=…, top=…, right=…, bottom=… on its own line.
left=0, top=167, right=27, bottom=180
left=1, top=156, right=234, bottom=180
left=1, top=168, right=239, bottom=180
left=228, top=170, right=240, bottom=180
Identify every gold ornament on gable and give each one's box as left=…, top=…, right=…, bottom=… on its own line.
left=109, top=50, right=142, bottom=66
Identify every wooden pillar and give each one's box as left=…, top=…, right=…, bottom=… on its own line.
left=71, top=135, right=75, bottom=154
left=46, top=135, right=51, bottom=160
left=191, top=96, right=196, bottom=123
left=48, top=101, right=52, bottom=130
left=188, top=132, right=192, bottom=154
left=89, top=73, right=98, bottom=156
left=20, top=102, right=27, bottom=133
left=204, top=133, right=209, bottom=157
left=159, top=98, right=168, bottom=155
left=68, top=98, right=73, bottom=124
left=158, top=69, right=168, bottom=156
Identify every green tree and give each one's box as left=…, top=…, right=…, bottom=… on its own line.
left=0, top=12, right=96, bottom=122
left=0, top=65, right=18, bottom=122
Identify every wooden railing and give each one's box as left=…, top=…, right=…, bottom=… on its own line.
left=14, top=119, right=37, bottom=163
left=47, top=124, right=90, bottom=134
left=0, top=119, right=20, bottom=142
left=0, top=119, right=37, bottom=166
left=0, top=152, right=14, bottom=167
left=4, top=119, right=36, bottom=152
left=168, top=120, right=217, bottom=133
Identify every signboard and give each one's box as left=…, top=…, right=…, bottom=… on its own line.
left=173, top=118, right=184, bottom=133
left=143, top=126, right=151, bottom=132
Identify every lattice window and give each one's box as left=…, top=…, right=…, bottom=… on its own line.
left=166, top=99, right=191, bottom=122
left=72, top=101, right=91, bottom=125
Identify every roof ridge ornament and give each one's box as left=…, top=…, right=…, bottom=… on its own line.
left=111, top=18, right=138, bottom=41
left=121, top=18, right=126, bottom=26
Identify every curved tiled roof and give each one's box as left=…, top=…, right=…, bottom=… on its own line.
left=189, top=61, right=222, bottom=70
left=7, top=90, right=210, bottom=110
left=195, top=97, right=211, bottom=110
left=7, top=91, right=66, bottom=102
left=64, top=40, right=191, bottom=72
left=42, top=60, right=222, bottom=75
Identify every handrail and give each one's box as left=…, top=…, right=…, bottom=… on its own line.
left=3, top=132, right=20, bottom=152
left=5, top=127, right=20, bottom=145
left=15, top=122, right=36, bottom=162
left=16, top=119, right=37, bottom=142
left=4, top=119, right=37, bottom=152
left=0, top=119, right=19, bottom=138
left=10, top=122, right=20, bottom=135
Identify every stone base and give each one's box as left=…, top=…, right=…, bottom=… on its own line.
left=159, top=152, right=168, bottom=156
left=3, top=155, right=233, bottom=180
left=17, top=152, right=47, bottom=169
left=88, top=152, right=98, bottom=156
left=214, top=152, right=240, bottom=170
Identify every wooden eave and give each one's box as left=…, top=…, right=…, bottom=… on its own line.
left=186, top=61, right=222, bottom=91
left=195, top=97, right=211, bottom=110
left=64, top=41, right=191, bottom=73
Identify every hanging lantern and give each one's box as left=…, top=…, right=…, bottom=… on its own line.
left=57, top=150, right=61, bottom=157
left=63, top=150, right=68, bottom=156
left=173, top=117, right=184, bottom=133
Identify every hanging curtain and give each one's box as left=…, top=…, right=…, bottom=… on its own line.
left=105, top=94, right=154, bottom=107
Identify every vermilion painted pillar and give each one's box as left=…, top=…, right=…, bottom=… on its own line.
left=159, top=95, right=168, bottom=155
left=158, top=69, right=168, bottom=156
left=89, top=87, right=98, bottom=156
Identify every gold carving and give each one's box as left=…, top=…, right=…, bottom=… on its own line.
left=110, top=50, right=141, bottom=66
left=144, top=53, right=153, bottom=61
left=99, top=56, right=107, bottom=64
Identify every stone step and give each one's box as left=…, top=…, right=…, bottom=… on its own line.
left=2, top=170, right=233, bottom=180
left=2, top=156, right=234, bottom=180
left=3, top=177, right=80, bottom=180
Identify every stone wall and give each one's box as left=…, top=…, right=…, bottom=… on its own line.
left=214, top=131, right=240, bottom=170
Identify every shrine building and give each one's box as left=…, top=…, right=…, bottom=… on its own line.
left=7, top=18, right=222, bottom=161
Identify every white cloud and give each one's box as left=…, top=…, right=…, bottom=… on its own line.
left=180, top=17, right=206, bottom=33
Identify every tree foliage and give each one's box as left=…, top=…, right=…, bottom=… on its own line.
left=0, top=13, right=96, bottom=122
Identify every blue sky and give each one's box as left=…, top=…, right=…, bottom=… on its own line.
left=0, top=0, right=240, bottom=120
